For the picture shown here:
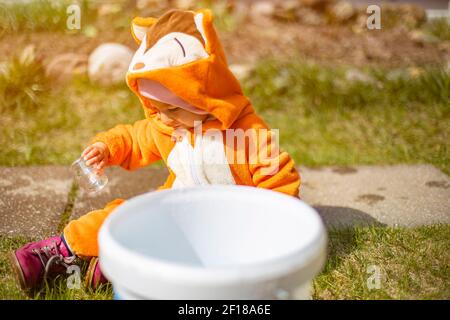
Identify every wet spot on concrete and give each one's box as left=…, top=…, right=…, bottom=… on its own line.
left=356, top=194, right=385, bottom=206
left=302, top=181, right=314, bottom=189
left=306, top=166, right=324, bottom=171
left=332, top=167, right=357, bottom=174
left=425, top=181, right=449, bottom=189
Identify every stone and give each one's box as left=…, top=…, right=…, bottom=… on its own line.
left=229, top=63, right=253, bottom=81
left=70, top=166, right=168, bottom=221
left=328, top=0, right=355, bottom=23
left=300, top=165, right=450, bottom=228
left=45, top=53, right=88, bottom=84
left=383, top=4, right=427, bottom=29
left=136, top=0, right=168, bottom=10
left=97, top=3, right=122, bottom=16
left=173, top=0, right=196, bottom=10
left=88, top=43, right=134, bottom=86
left=251, top=1, right=276, bottom=20
left=409, top=30, right=439, bottom=44
left=345, top=68, right=375, bottom=84
left=0, top=166, right=72, bottom=237
left=299, top=0, right=335, bottom=11
left=3, top=164, right=449, bottom=238
left=297, top=7, right=326, bottom=26
left=273, top=1, right=300, bottom=22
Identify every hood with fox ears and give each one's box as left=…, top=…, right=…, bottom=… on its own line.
left=126, top=9, right=253, bottom=130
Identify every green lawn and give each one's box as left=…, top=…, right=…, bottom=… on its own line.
left=1, top=52, right=449, bottom=173
left=244, top=59, right=450, bottom=174
left=314, top=224, right=450, bottom=299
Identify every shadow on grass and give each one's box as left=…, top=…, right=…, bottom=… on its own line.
left=314, top=205, right=386, bottom=230
left=314, top=206, right=387, bottom=275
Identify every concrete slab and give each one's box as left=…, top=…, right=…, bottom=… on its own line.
left=70, top=166, right=168, bottom=221
left=0, top=166, right=72, bottom=237
left=2, top=164, right=448, bottom=237
left=300, top=165, right=450, bottom=228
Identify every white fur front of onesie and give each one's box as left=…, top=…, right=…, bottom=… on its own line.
left=168, top=133, right=235, bottom=188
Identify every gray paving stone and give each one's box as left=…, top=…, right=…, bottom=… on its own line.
left=300, top=165, right=450, bottom=228
left=2, top=164, right=449, bottom=237
left=70, top=166, right=168, bottom=221
left=0, top=166, right=72, bottom=237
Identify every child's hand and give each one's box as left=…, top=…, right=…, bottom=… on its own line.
left=81, top=142, right=109, bottom=172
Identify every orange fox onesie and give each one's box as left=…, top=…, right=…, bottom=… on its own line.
left=64, top=9, right=301, bottom=258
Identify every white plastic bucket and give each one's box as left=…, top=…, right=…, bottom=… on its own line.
left=98, top=185, right=327, bottom=300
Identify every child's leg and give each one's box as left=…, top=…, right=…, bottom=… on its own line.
left=10, top=199, right=123, bottom=291
left=63, top=198, right=125, bottom=258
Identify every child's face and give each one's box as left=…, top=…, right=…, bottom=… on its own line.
left=148, top=98, right=208, bottom=129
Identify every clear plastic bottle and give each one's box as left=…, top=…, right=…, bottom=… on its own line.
left=71, top=157, right=108, bottom=193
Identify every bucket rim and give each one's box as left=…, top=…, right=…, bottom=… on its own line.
left=98, top=185, right=327, bottom=287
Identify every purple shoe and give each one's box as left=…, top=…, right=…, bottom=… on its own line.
left=9, top=236, right=77, bottom=292
left=85, top=257, right=109, bottom=289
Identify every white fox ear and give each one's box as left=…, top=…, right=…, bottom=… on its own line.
left=194, top=12, right=207, bottom=45
left=131, top=17, right=157, bottom=44
left=194, top=9, right=213, bottom=49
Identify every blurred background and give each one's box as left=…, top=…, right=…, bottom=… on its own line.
left=0, top=0, right=448, bottom=173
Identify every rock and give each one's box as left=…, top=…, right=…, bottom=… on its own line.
left=364, top=36, right=391, bottom=60
left=400, top=4, right=427, bottom=28
left=386, top=69, right=408, bottom=81
left=299, top=0, right=335, bottom=11
left=297, top=7, right=326, bottom=26
left=353, top=48, right=367, bottom=65
left=83, top=25, right=98, bottom=38
left=407, top=67, right=424, bottom=79
left=136, top=0, right=168, bottom=10
left=438, top=42, right=450, bottom=54
left=229, top=63, right=253, bottom=81
left=345, top=69, right=375, bottom=84
left=383, top=4, right=427, bottom=29
left=88, top=43, right=133, bottom=86
left=45, top=53, right=88, bottom=84
left=98, top=3, right=122, bottom=16
left=353, top=12, right=368, bottom=31
left=173, top=0, right=196, bottom=10
left=409, top=30, right=439, bottom=44
left=230, top=1, right=251, bottom=24
left=273, top=0, right=300, bottom=22
left=251, top=1, right=276, bottom=21
left=328, top=0, right=355, bottom=23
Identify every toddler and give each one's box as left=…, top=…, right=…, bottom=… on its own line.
left=10, top=9, right=300, bottom=292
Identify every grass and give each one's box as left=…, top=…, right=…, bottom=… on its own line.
left=0, top=81, right=142, bottom=165
left=422, top=18, right=450, bottom=42
left=2, top=224, right=449, bottom=300
left=0, top=0, right=73, bottom=33
left=0, top=47, right=143, bottom=165
left=313, top=224, right=450, bottom=299
left=0, top=45, right=48, bottom=112
left=0, top=53, right=448, bottom=173
left=0, top=235, right=112, bottom=300
left=243, top=59, right=450, bottom=174
left=0, top=0, right=98, bottom=34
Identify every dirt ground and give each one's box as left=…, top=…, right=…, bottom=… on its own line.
left=0, top=19, right=448, bottom=68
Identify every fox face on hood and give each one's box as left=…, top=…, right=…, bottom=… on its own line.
left=126, top=9, right=252, bottom=130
